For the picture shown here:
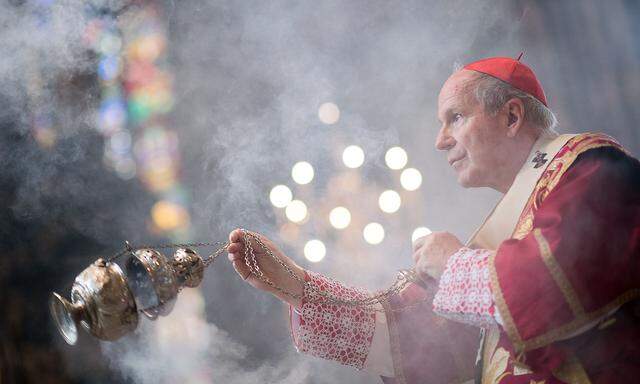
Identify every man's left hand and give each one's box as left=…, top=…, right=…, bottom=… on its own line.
left=413, top=231, right=463, bottom=281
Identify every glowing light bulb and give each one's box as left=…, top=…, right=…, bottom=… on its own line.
left=363, top=222, right=385, bottom=245
left=411, top=227, right=432, bottom=243
left=304, top=239, right=326, bottom=262
left=318, top=102, right=340, bottom=125
left=269, top=185, right=293, bottom=208
left=400, top=168, right=422, bottom=191
left=285, top=200, right=308, bottom=223
left=342, top=145, right=365, bottom=168
left=378, top=190, right=401, bottom=213
left=329, top=207, right=351, bottom=229
left=291, top=161, right=314, bottom=185
left=385, top=147, right=408, bottom=170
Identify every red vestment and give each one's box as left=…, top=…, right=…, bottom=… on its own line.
left=383, top=133, right=640, bottom=383
left=289, top=133, right=640, bottom=383
left=381, top=282, right=479, bottom=384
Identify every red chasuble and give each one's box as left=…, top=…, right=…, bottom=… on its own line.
left=383, top=133, right=640, bottom=384
left=381, top=281, right=479, bottom=384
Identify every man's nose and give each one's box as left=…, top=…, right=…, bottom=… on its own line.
left=435, top=126, right=455, bottom=151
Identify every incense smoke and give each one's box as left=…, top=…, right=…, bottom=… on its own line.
left=8, top=0, right=639, bottom=383
left=3, top=0, right=514, bottom=383
left=165, top=1, right=515, bottom=383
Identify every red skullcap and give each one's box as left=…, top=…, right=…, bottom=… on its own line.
left=464, top=55, right=548, bottom=107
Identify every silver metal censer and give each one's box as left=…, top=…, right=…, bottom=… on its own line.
left=50, top=231, right=427, bottom=346
left=50, top=241, right=227, bottom=345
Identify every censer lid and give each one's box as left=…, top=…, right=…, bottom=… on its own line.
left=49, top=292, right=79, bottom=345
left=125, top=248, right=179, bottom=319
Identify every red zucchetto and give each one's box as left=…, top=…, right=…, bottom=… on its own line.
left=464, top=55, right=548, bottom=107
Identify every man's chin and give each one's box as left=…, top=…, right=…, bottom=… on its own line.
left=457, top=178, right=474, bottom=188
left=456, top=171, right=481, bottom=189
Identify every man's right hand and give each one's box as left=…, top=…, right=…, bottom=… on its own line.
left=227, top=228, right=305, bottom=308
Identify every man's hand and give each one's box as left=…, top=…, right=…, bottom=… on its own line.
left=227, top=228, right=305, bottom=307
left=413, top=231, right=463, bottom=281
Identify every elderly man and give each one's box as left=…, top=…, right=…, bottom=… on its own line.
left=227, top=57, right=640, bottom=383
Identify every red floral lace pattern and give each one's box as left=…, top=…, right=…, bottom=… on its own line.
left=433, top=247, right=498, bottom=328
left=291, top=270, right=376, bottom=369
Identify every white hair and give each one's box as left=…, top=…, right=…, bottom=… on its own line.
left=469, top=72, right=559, bottom=136
left=451, top=63, right=559, bottom=136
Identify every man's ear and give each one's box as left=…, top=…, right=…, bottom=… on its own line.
left=504, top=98, right=525, bottom=138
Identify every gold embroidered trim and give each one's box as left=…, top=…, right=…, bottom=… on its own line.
left=512, top=215, right=533, bottom=240
left=521, top=289, right=640, bottom=352
left=381, top=298, right=407, bottom=384
left=481, top=327, right=503, bottom=384
left=512, top=133, right=624, bottom=241
left=541, top=142, right=623, bottom=201
left=488, top=250, right=524, bottom=350
left=490, top=133, right=631, bottom=352
left=533, top=229, right=585, bottom=317
left=482, top=345, right=512, bottom=384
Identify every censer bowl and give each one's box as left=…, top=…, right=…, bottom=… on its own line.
left=50, top=243, right=214, bottom=345
left=50, top=258, right=139, bottom=345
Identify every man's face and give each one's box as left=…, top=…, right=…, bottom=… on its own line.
left=435, top=70, right=508, bottom=189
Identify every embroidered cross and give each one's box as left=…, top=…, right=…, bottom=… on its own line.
left=531, top=151, right=548, bottom=168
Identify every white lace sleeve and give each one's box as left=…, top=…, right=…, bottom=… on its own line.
left=289, top=270, right=378, bottom=370
left=433, top=247, right=502, bottom=328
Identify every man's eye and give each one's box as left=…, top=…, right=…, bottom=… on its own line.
left=452, top=113, right=463, bottom=123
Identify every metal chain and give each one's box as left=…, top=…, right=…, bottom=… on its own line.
left=108, top=240, right=229, bottom=263
left=109, top=241, right=230, bottom=316
left=240, top=230, right=430, bottom=312
left=110, top=232, right=429, bottom=313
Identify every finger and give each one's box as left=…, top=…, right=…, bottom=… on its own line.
left=229, top=228, right=242, bottom=243
left=417, top=261, right=438, bottom=280
left=412, top=237, right=426, bottom=252
left=227, top=242, right=244, bottom=254
left=240, top=230, right=267, bottom=253
left=416, top=269, right=434, bottom=285
left=412, top=250, right=421, bottom=263
left=227, top=252, right=243, bottom=262
left=232, top=258, right=251, bottom=280
left=231, top=228, right=261, bottom=247
left=415, top=263, right=427, bottom=280
left=415, top=262, right=431, bottom=280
